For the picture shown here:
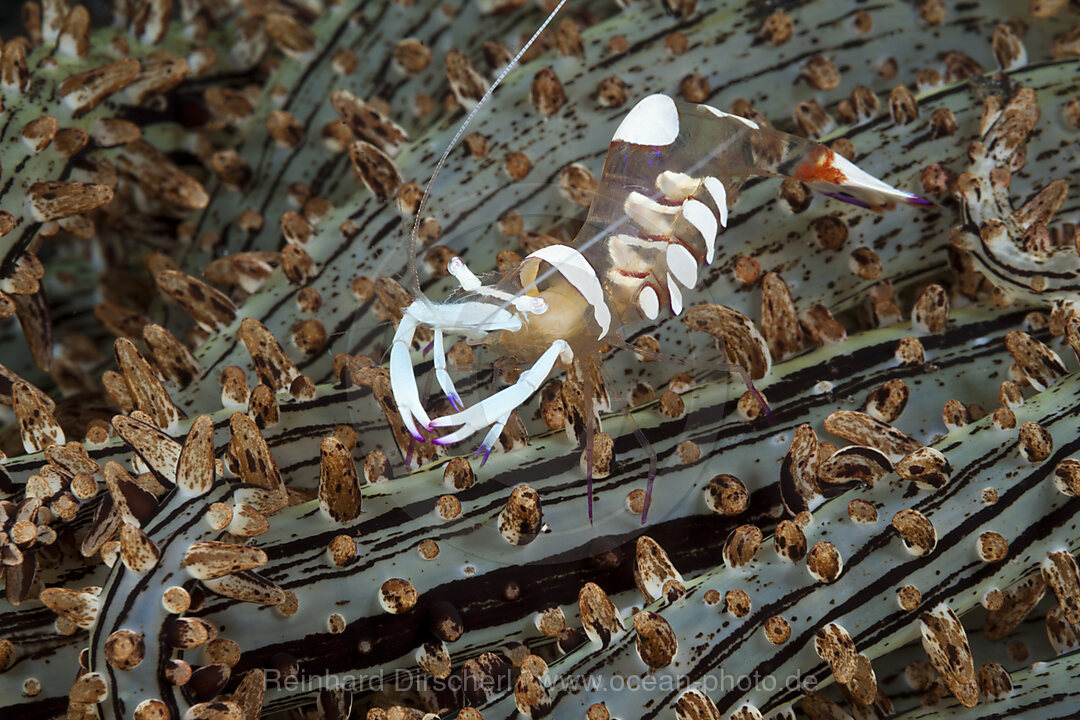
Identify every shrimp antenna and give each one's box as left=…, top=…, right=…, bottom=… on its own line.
left=408, top=0, right=569, bottom=305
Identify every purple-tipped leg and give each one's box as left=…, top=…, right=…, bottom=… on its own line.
left=820, top=190, right=873, bottom=209
left=474, top=442, right=495, bottom=466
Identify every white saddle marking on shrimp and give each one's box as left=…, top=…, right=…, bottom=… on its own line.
left=682, top=197, right=717, bottom=263
left=638, top=285, right=659, bottom=319
left=700, top=103, right=760, bottom=130
left=703, top=176, right=728, bottom=230
left=474, top=409, right=514, bottom=462
left=667, top=275, right=683, bottom=315
left=613, top=94, right=680, bottom=147
left=666, top=244, right=698, bottom=288
left=524, top=245, right=612, bottom=339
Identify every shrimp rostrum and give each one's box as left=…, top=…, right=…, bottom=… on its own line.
left=390, top=94, right=928, bottom=484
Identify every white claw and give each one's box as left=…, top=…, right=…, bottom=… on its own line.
left=479, top=413, right=511, bottom=455
left=389, top=310, right=432, bottom=440
left=431, top=340, right=571, bottom=445
left=387, top=298, right=542, bottom=449
left=428, top=389, right=525, bottom=437
left=703, top=177, right=728, bottom=230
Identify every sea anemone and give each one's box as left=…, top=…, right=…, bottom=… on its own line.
left=1, top=1, right=1079, bottom=720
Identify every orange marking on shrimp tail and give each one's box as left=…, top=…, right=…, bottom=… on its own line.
left=794, top=146, right=847, bottom=185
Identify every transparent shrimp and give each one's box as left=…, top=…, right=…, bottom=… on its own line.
left=489, top=96, right=931, bottom=348
left=391, top=93, right=930, bottom=523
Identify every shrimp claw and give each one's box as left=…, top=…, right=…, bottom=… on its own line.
left=430, top=340, right=573, bottom=452
left=390, top=296, right=527, bottom=443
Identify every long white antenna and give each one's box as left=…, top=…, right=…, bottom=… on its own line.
left=408, top=0, right=569, bottom=306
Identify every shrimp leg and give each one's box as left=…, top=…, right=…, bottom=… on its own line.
left=389, top=311, right=432, bottom=441
left=475, top=410, right=513, bottom=466
left=432, top=329, right=463, bottom=411
left=391, top=298, right=524, bottom=442
left=430, top=339, right=574, bottom=449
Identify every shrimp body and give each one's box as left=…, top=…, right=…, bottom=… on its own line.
left=390, top=94, right=928, bottom=474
